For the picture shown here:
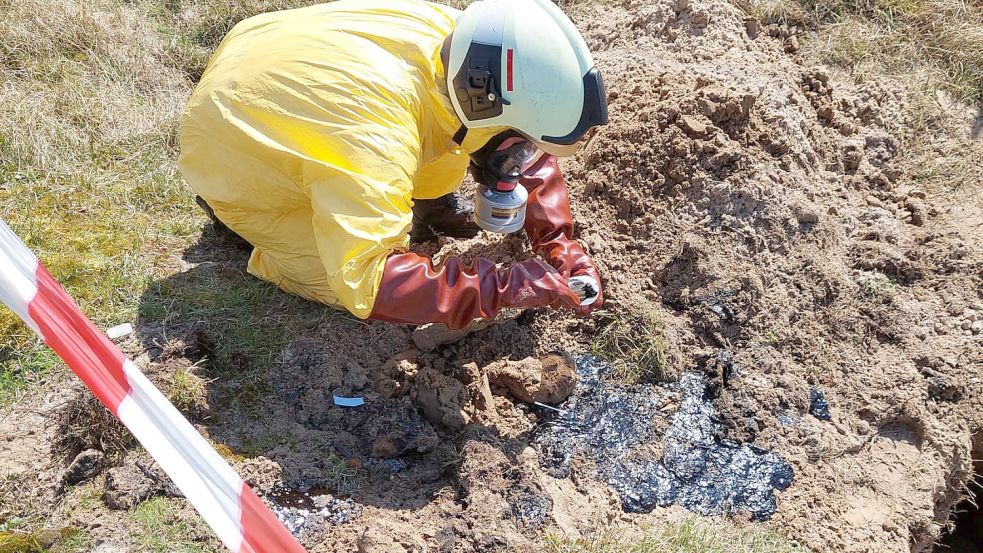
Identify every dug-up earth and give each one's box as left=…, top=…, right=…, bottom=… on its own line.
left=2, top=0, right=982, bottom=552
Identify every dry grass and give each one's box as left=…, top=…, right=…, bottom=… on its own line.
left=750, top=0, right=983, bottom=106
left=591, top=308, right=673, bottom=383
left=0, top=0, right=199, bottom=402
left=747, top=0, right=983, bottom=193
left=748, top=0, right=983, bottom=106
left=545, top=517, right=807, bottom=553
left=56, top=393, right=134, bottom=463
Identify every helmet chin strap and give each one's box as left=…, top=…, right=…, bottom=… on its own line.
left=452, top=124, right=468, bottom=146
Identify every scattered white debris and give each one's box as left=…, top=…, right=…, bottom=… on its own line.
left=106, top=323, right=133, bottom=340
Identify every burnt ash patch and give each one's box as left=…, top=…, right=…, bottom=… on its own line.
left=533, top=357, right=793, bottom=521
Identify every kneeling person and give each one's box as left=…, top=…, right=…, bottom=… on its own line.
left=178, top=0, right=608, bottom=329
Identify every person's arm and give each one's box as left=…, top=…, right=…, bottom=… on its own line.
left=519, top=154, right=603, bottom=313
left=306, top=120, right=582, bottom=328
left=368, top=253, right=581, bottom=329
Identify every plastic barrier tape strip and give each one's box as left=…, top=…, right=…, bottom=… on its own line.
left=0, top=219, right=305, bottom=553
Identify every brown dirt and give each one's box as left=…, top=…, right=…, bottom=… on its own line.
left=2, top=0, right=982, bottom=551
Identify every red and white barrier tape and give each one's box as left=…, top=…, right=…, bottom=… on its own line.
left=0, top=219, right=306, bottom=553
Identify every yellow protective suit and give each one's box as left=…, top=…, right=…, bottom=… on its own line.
left=178, top=0, right=505, bottom=317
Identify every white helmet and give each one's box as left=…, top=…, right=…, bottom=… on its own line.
left=445, top=0, right=608, bottom=157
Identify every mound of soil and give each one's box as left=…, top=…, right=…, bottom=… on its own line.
left=247, top=0, right=983, bottom=548
left=1, top=0, right=980, bottom=551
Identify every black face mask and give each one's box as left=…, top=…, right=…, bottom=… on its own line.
left=469, top=131, right=541, bottom=190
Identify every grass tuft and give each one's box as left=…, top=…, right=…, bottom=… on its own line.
left=545, top=517, right=808, bottom=553
left=130, top=496, right=212, bottom=553
left=749, top=0, right=983, bottom=108
left=591, top=308, right=672, bottom=383
left=56, top=394, right=134, bottom=464
left=167, top=363, right=210, bottom=416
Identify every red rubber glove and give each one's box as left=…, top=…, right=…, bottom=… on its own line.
left=519, top=155, right=603, bottom=314
left=367, top=253, right=581, bottom=329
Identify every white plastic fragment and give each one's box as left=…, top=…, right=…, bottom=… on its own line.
left=106, top=323, right=133, bottom=340
left=332, top=395, right=365, bottom=407
left=534, top=401, right=566, bottom=414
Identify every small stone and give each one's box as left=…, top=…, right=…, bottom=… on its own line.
left=844, top=148, right=863, bottom=171
left=63, top=449, right=105, bottom=485
left=674, top=0, right=689, bottom=12
left=972, top=321, right=982, bottom=334
left=745, top=17, right=761, bottom=39
left=486, top=353, right=578, bottom=405
left=961, top=319, right=973, bottom=330
left=793, top=204, right=820, bottom=225
left=809, top=388, right=832, bottom=421
left=106, top=323, right=133, bottom=340
left=691, top=9, right=709, bottom=27
left=928, top=377, right=963, bottom=402
left=411, top=367, right=471, bottom=430
left=103, top=463, right=158, bottom=510
left=239, top=456, right=282, bottom=494
left=783, top=35, right=800, bottom=53
left=678, top=115, right=709, bottom=138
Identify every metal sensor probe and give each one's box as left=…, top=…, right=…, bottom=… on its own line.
left=568, top=275, right=599, bottom=306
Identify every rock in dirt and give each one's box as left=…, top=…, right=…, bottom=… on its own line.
left=927, top=376, right=964, bottom=403
left=103, top=463, right=157, bottom=510
left=238, top=456, right=283, bottom=494
left=367, top=397, right=440, bottom=458
left=63, top=449, right=104, bottom=485
left=487, top=353, right=578, bottom=405
left=411, top=367, right=471, bottom=430
left=744, top=17, right=761, bottom=39
left=678, top=114, right=710, bottom=138
left=462, top=362, right=495, bottom=412
left=809, top=388, right=832, bottom=421
left=411, top=320, right=494, bottom=351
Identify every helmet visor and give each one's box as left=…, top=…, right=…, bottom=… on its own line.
left=530, top=138, right=581, bottom=157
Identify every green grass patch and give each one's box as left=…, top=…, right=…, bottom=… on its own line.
left=545, top=517, right=808, bottom=553
left=0, top=0, right=203, bottom=404
left=138, top=255, right=341, bottom=411
left=130, top=497, right=211, bottom=553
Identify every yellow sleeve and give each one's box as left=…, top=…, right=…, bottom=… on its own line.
left=307, top=121, right=421, bottom=318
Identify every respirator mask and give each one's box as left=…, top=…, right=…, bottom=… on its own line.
left=469, top=132, right=544, bottom=233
